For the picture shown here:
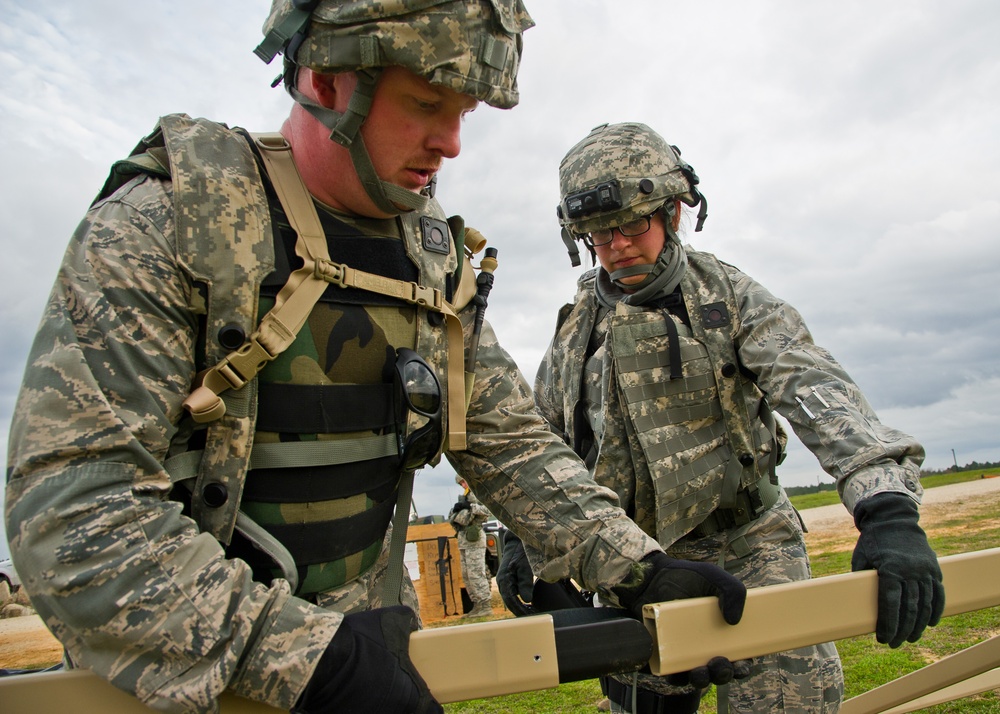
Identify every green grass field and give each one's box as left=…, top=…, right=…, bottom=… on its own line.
left=444, top=470, right=1000, bottom=713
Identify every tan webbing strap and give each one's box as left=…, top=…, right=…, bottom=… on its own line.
left=314, top=259, right=467, bottom=450
left=444, top=305, right=468, bottom=451
left=182, top=133, right=330, bottom=422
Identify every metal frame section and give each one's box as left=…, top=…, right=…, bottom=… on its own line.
left=0, top=668, right=283, bottom=714
left=0, top=616, right=562, bottom=713
left=643, top=548, right=1000, bottom=675
left=408, top=614, right=560, bottom=703
left=841, top=636, right=1000, bottom=714
left=881, top=666, right=1000, bottom=713
left=4, top=549, right=1000, bottom=712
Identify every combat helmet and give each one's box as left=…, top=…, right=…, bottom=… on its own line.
left=256, top=0, right=534, bottom=215
left=556, top=122, right=707, bottom=273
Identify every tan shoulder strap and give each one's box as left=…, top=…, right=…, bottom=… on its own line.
left=182, top=133, right=330, bottom=421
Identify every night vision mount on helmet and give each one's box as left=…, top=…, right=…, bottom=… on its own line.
left=255, top=0, right=534, bottom=216
left=556, top=122, right=708, bottom=270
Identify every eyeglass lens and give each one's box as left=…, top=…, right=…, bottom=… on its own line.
left=585, top=215, right=652, bottom=247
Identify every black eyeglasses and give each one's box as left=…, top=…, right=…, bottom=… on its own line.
left=581, top=214, right=654, bottom=248
left=393, top=348, right=443, bottom=471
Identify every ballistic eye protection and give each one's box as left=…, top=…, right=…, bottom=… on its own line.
left=394, top=348, right=443, bottom=471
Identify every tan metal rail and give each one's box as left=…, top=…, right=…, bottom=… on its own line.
left=3, top=548, right=999, bottom=712
left=643, top=547, right=1000, bottom=675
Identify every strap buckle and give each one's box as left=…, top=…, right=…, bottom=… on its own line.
left=316, top=259, right=348, bottom=287
left=217, top=335, right=277, bottom=390
left=410, top=283, right=440, bottom=309
left=182, top=334, right=280, bottom=424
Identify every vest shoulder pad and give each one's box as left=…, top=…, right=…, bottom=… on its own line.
left=93, top=121, right=174, bottom=206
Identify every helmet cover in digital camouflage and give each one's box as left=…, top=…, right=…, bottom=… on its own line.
left=557, top=122, right=701, bottom=237
left=260, top=0, right=534, bottom=109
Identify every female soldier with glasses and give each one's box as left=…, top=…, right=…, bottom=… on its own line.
left=499, top=122, right=944, bottom=714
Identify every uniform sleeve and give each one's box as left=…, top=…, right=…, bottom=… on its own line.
left=4, top=177, right=339, bottom=714
left=533, top=328, right=567, bottom=437
left=446, top=316, right=660, bottom=599
left=469, top=500, right=492, bottom=521
left=727, top=263, right=924, bottom=513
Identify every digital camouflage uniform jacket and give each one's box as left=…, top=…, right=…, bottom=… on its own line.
left=534, top=252, right=926, bottom=545
left=448, top=490, right=491, bottom=550
left=4, top=116, right=659, bottom=714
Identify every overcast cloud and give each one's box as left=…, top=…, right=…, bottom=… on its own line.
left=2, top=1, right=998, bottom=558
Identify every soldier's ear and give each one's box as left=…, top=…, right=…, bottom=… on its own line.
left=308, top=70, right=356, bottom=111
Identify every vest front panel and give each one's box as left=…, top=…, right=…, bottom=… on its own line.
left=233, top=206, right=449, bottom=596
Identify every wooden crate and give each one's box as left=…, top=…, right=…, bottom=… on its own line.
left=406, top=522, right=466, bottom=623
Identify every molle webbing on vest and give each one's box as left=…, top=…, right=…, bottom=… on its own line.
left=641, top=418, right=728, bottom=465
left=620, top=367, right=715, bottom=400
left=613, top=341, right=703, bottom=377
left=255, top=383, right=394, bottom=433
left=651, top=435, right=731, bottom=496
left=242, top=455, right=399, bottom=503
left=631, top=400, right=723, bottom=432
left=681, top=255, right=763, bottom=493
left=610, top=304, right=729, bottom=547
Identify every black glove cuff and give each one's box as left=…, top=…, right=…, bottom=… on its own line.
left=854, top=491, right=919, bottom=529
left=611, top=551, right=670, bottom=610
left=294, top=625, right=355, bottom=712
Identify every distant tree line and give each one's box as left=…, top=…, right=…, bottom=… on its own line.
left=921, top=459, right=1000, bottom=475
left=784, top=459, right=1000, bottom=498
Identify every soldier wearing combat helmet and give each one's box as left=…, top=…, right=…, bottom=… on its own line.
left=447, top=474, right=494, bottom=618
left=499, top=122, right=945, bottom=713
left=8, top=8, right=750, bottom=714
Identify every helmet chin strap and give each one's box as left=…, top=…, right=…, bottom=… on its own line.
left=618, top=236, right=687, bottom=306
left=608, top=207, right=689, bottom=306
left=288, top=67, right=429, bottom=216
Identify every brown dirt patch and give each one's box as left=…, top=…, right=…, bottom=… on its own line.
left=0, top=613, right=63, bottom=669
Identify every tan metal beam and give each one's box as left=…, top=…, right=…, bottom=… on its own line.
left=643, top=547, right=1000, bottom=675
left=0, top=615, right=561, bottom=712
left=4, top=549, right=999, bottom=712
left=841, top=635, right=1000, bottom=714
left=881, top=666, right=1000, bottom=714
left=408, top=614, right=560, bottom=703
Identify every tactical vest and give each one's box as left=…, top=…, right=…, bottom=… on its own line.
left=96, top=114, right=480, bottom=597
left=553, top=253, right=784, bottom=548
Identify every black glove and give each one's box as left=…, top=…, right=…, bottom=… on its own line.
left=496, top=532, right=536, bottom=617
left=614, top=551, right=746, bottom=625
left=613, top=552, right=748, bottom=688
left=665, top=656, right=754, bottom=689
left=451, top=500, right=471, bottom=514
left=293, top=606, right=442, bottom=714
left=852, top=492, right=945, bottom=648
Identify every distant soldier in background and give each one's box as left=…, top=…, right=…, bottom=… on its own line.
left=448, top=476, right=494, bottom=618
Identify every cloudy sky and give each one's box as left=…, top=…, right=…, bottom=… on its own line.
left=2, top=1, right=999, bottom=558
